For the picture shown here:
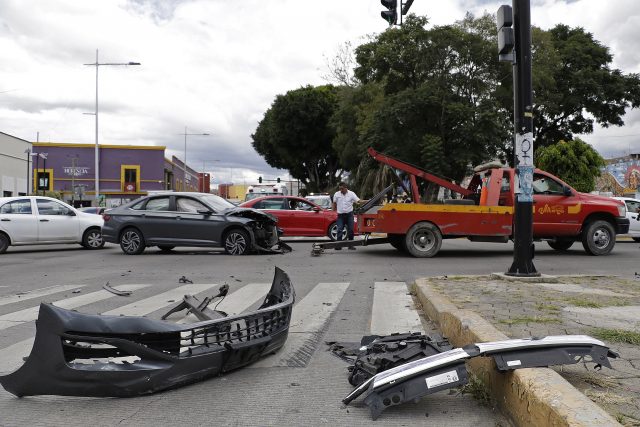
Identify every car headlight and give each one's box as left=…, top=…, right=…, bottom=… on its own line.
left=618, top=204, right=627, bottom=217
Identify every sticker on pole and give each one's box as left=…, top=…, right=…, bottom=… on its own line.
left=425, top=370, right=459, bottom=389
left=515, top=132, right=534, bottom=167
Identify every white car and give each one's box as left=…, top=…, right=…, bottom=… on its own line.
left=0, top=196, right=104, bottom=253
left=613, top=196, right=640, bottom=241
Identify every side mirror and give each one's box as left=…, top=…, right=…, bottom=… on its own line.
left=563, top=186, right=573, bottom=197
left=197, top=209, right=213, bottom=216
left=67, top=210, right=76, bottom=216
left=313, top=207, right=321, bottom=212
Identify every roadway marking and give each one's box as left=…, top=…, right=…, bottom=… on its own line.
left=252, top=282, right=349, bottom=368
left=0, top=285, right=149, bottom=331
left=370, top=282, right=424, bottom=335
left=0, top=284, right=85, bottom=307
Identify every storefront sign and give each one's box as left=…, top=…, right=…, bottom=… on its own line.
left=63, top=167, right=90, bottom=176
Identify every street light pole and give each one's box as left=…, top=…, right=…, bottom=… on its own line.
left=84, top=50, right=140, bottom=206
left=180, top=128, right=209, bottom=191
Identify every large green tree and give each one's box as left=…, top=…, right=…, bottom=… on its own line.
left=535, top=138, right=605, bottom=192
left=532, top=25, right=640, bottom=147
left=251, top=85, right=341, bottom=192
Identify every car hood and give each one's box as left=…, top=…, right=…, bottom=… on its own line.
left=222, top=207, right=278, bottom=223
left=578, top=192, right=625, bottom=207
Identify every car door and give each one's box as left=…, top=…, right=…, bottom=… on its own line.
left=171, top=196, right=225, bottom=245
left=255, top=198, right=290, bottom=233
left=35, top=198, right=80, bottom=242
left=286, top=198, right=326, bottom=236
left=0, top=199, right=38, bottom=243
left=134, top=196, right=175, bottom=245
left=531, top=173, right=580, bottom=236
left=623, top=199, right=640, bottom=236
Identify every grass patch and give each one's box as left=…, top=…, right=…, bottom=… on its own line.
left=565, top=298, right=603, bottom=308
left=458, top=374, right=491, bottom=406
left=535, top=303, right=561, bottom=312
left=499, top=316, right=560, bottom=325
left=591, top=328, right=640, bottom=346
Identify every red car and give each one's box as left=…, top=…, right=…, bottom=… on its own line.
left=240, top=195, right=357, bottom=240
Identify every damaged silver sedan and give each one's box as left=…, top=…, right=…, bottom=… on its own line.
left=101, top=192, right=291, bottom=255
left=0, top=267, right=295, bottom=397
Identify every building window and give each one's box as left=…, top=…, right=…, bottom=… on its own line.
left=36, top=171, right=51, bottom=191
left=3, top=191, right=12, bottom=197
left=121, top=165, right=141, bottom=193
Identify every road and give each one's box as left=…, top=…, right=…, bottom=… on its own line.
left=0, top=238, right=637, bottom=426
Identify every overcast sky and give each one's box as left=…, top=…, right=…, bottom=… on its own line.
left=1, top=0, right=639, bottom=185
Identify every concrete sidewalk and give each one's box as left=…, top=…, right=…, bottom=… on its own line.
left=413, top=274, right=640, bottom=427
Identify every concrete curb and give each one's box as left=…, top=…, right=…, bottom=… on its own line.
left=413, top=278, right=621, bottom=427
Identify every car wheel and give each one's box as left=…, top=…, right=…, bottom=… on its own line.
left=633, top=237, right=640, bottom=243
left=404, top=222, right=442, bottom=258
left=547, top=238, right=574, bottom=252
left=120, top=228, right=146, bottom=255
left=581, top=220, right=615, bottom=256
left=224, top=228, right=250, bottom=255
left=158, top=245, right=175, bottom=252
left=328, top=222, right=347, bottom=241
left=388, top=233, right=407, bottom=252
left=0, top=233, right=9, bottom=254
left=82, top=228, right=104, bottom=249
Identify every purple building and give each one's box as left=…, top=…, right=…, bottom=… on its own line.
left=31, top=143, right=173, bottom=207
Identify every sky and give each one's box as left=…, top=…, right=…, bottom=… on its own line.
left=1, top=0, right=640, bottom=186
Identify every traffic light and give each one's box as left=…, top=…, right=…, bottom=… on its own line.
left=258, top=176, right=262, bottom=184
left=381, top=0, right=397, bottom=26
left=277, top=177, right=281, bottom=183
left=497, top=5, right=514, bottom=62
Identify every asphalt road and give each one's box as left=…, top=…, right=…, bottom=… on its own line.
left=0, top=237, right=637, bottom=426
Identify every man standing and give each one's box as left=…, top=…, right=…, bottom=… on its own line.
left=332, top=182, right=360, bottom=250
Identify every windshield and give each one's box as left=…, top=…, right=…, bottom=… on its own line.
left=306, top=197, right=331, bottom=208
left=199, top=194, right=236, bottom=211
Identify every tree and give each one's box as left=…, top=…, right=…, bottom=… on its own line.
left=535, top=138, right=605, bottom=192
left=532, top=25, right=640, bottom=147
left=251, top=85, right=341, bottom=192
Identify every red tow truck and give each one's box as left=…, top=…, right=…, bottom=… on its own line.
left=311, top=148, right=629, bottom=257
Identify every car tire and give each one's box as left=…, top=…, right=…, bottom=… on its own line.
left=328, top=222, right=347, bottom=241
left=0, top=233, right=9, bottom=254
left=120, top=228, right=146, bottom=255
left=224, top=228, right=250, bottom=255
left=81, top=228, right=104, bottom=249
left=158, top=245, right=175, bottom=252
left=547, top=238, right=574, bottom=252
left=581, top=220, right=615, bottom=256
left=633, top=237, right=640, bottom=243
left=388, top=233, right=407, bottom=252
left=404, top=222, right=442, bottom=258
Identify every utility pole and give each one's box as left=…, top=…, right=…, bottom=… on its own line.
left=497, top=0, right=539, bottom=276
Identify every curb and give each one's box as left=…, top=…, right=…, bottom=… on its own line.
left=412, top=278, right=621, bottom=427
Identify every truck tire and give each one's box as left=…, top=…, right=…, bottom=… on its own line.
left=388, top=234, right=407, bottom=252
left=547, top=238, right=574, bottom=252
left=581, top=220, right=615, bottom=256
left=404, top=222, right=442, bottom=258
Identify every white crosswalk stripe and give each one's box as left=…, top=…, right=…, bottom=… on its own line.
left=370, top=281, right=425, bottom=335
left=0, top=280, right=426, bottom=377
left=0, top=284, right=85, bottom=307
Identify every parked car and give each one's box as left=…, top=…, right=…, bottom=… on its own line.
left=305, top=194, right=332, bottom=210
left=0, top=196, right=104, bottom=254
left=613, top=196, right=640, bottom=241
left=78, top=207, right=106, bottom=215
left=101, top=192, right=282, bottom=255
left=239, top=195, right=357, bottom=240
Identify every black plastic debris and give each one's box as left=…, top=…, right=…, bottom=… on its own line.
left=102, top=282, right=132, bottom=297
left=0, top=267, right=295, bottom=398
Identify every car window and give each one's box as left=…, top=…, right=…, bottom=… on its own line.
left=199, top=194, right=235, bottom=212
left=144, top=197, right=171, bottom=211
left=625, top=200, right=640, bottom=213
left=291, top=199, right=315, bottom=210
left=261, top=198, right=286, bottom=209
left=0, top=199, right=32, bottom=214
left=176, top=197, right=208, bottom=213
left=532, top=174, right=564, bottom=194
left=36, top=199, right=72, bottom=216
left=129, top=199, right=146, bottom=210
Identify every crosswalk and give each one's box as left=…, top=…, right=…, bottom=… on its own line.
left=0, top=279, right=426, bottom=379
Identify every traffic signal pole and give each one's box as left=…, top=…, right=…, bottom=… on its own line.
left=507, top=0, right=539, bottom=276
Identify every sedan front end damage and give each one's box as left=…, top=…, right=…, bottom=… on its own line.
left=341, top=335, right=618, bottom=420
left=226, top=208, right=291, bottom=254
left=0, top=267, right=295, bottom=398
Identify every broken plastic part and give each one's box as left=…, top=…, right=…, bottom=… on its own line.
left=0, top=267, right=295, bottom=398
left=342, top=334, right=617, bottom=420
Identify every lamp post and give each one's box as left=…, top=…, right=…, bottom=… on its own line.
left=84, top=49, right=140, bottom=206
left=38, top=152, right=48, bottom=196
left=180, top=127, right=209, bottom=192
left=24, top=149, right=33, bottom=195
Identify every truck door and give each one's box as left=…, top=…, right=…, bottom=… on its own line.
left=532, top=172, right=580, bottom=236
